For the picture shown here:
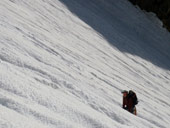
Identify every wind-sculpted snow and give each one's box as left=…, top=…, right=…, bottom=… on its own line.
left=0, top=0, right=170, bottom=128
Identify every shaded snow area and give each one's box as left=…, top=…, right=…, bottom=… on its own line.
left=0, top=0, right=170, bottom=128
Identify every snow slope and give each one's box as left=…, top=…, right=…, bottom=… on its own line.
left=0, top=0, right=170, bottom=128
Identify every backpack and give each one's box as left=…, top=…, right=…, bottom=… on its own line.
left=133, top=95, right=138, bottom=105
left=129, top=90, right=138, bottom=105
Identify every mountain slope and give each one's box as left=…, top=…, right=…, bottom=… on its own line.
left=0, top=0, right=170, bottom=128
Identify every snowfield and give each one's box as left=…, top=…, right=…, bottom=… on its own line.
left=0, top=0, right=170, bottom=128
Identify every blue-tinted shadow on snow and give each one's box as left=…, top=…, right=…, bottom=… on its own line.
left=59, top=0, right=170, bottom=70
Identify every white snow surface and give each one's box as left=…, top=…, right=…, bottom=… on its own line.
left=0, top=0, right=170, bottom=128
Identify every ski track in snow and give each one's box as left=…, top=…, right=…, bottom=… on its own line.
left=0, top=0, right=170, bottom=128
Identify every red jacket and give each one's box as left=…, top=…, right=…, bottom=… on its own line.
left=122, top=93, right=128, bottom=109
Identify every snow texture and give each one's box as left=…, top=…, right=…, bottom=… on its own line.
left=0, top=0, right=170, bottom=128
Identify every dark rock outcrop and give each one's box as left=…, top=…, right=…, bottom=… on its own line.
left=128, top=0, right=170, bottom=31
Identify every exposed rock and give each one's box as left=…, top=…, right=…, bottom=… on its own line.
left=128, top=0, right=170, bottom=32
